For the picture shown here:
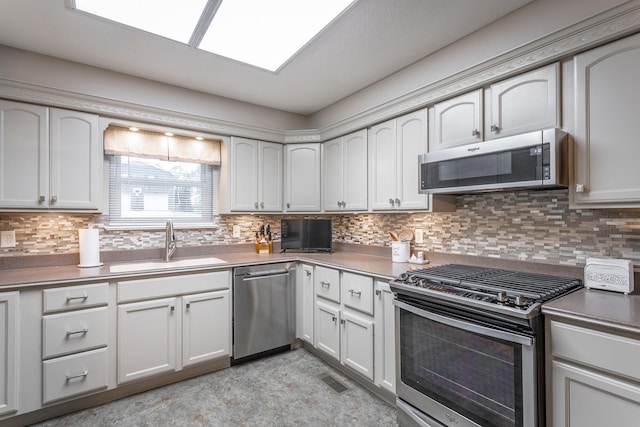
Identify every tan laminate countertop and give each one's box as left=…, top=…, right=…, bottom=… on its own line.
left=542, top=288, right=640, bottom=334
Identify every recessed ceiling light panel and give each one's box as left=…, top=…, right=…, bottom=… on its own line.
left=74, top=0, right=208, bottom=43
left=198, top=0, right=354, bottom=71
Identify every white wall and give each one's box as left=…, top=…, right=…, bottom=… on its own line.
left=309, top=0, right=629, bottom=130
left=0, top=45, right=309, bottom=133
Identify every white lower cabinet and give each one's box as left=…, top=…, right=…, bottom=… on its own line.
left=313, top=267, right=375, bottom=381
left=41, top=283, right=110, bottom=404
left=296, top=263, right=314, bottom=344
left=0, top=292, right=18, bottom=416
left=374, top=280, right=395, bottom=394
left=547, top=319, right=640, bottom=426
left=117, top=271, right=231, bottom=384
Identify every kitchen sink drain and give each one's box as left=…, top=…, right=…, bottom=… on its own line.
left=318, top=373, right=349, bottom=394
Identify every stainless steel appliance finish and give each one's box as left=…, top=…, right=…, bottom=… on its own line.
left=232, top=263, right=295, bottom=363
left=391, top=264, right=582, bottom=427
left=418, top=128, right=568, bottom=194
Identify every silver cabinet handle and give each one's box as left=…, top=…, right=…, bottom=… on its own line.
left=51, top=195, right=57, bottom=203
left=38, top=195, right=45, bottom=203
left=286, top=202, right=291, bottom=209
left=388, top=198, right=394, bottom=206
left=471, top=129, right=480, bottom=136
left=320, top=281, right=330, bottom=287
left=395, top=198, right=401, bottom=205
left=340, top=319, right=345, bottom=326
left=331, top=315, right=337, bottom=323
left=375, top=289, right=381, bottom=296
left=66, top=294, right=88, bottom=302
left=66, top=328, right=88, bottom=337
left=490, top=124, right=500, bottom=132
left=348, top=289, right=362, bottom=297
left=306, top=270, right=312, bottom=277
left=254, top=202, right=259, bottom=209
left=260, top=202, right=264, bottom=208
left=66, top=371, right=89, bottom=381
left=186, top=303, right=191, bottom=310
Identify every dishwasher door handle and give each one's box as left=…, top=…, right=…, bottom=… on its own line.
left=241, top=271, right=290, bottom=281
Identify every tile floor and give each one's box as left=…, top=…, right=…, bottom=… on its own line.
left=31, top=348, right=397, bottom=426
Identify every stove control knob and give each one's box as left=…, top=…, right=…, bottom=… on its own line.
left=515, top=295, right=526, bottom=306
left=496, top=291, right=508, bottom=303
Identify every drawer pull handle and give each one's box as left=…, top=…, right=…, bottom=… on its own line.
left=66, top=294, right=88, bottom=302
left=320, top=281, right=330, bottom=288
left=66, top=328, right=88, bottom=337
left=66, top=370, right=89, bottom=381
left=348, top=289, right=362, bottom=297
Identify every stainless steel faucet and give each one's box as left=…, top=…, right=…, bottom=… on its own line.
left=164, top=220, right=177, bottom=261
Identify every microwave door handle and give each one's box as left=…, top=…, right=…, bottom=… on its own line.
left=393, top=300, right=533, bottom=346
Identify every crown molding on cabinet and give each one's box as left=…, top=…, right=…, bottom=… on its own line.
left=1, top=1, right=640, bottom=143
left=0, top=78, right=287, bottom=143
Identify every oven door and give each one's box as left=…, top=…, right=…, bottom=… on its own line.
left=394, top=299, right=539, bottom=427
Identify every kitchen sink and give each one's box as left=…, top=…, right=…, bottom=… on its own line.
left=109, top=257, right=227, bottom=273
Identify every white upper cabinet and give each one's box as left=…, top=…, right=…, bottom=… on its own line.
left=229, top=137, right=282, bottom=212
left=284, top=143, right=321, bottom=212
left=572, top=32, right=640, bottom=208
left=485, top=63, right=560, bottom=140
left=369, top=109, right=429, bottom=210
left=323, top=129, right=367, bottom=211
left=0, top=101, right=101, bottom=211
left=431, top=89, right=483, bottom=151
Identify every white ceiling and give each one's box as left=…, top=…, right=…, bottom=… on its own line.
left=0, top=0, right=532, bottom=116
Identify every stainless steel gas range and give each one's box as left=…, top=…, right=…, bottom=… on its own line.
left=390, top=264, right=582, bottom=427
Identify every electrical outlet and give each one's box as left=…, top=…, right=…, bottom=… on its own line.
left=232, top=225, right=241, bottom=238
left=1, top=230, right=16, bottom=248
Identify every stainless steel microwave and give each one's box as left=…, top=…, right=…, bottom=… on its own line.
left=419, top=128, right=569, bottom=194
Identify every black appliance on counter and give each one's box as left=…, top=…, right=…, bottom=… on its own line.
left=391, top=264, right=582, bottom=427
left=280, top=218, right=332, bottom=253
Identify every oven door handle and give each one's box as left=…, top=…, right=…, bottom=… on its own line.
left=394, top=300, right=533, bottom=346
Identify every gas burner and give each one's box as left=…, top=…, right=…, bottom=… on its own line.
left=390, top=264, right=582, bottom=319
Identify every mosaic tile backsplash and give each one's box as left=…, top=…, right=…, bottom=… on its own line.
left=2, top=188, right=640, bottom=267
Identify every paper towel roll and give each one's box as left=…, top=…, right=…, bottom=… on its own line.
left=79, top=228, right=102, bottom=267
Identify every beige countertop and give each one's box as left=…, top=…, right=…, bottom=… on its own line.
left=0, top=249, right=431, bottom=291
left=542, top=288, right=640, bottom=334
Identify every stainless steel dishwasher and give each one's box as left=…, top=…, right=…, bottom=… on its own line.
left=232, top=262, right=295, bottom=363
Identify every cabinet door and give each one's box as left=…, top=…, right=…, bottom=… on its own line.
left=551, top=360, right=640, bottom=427
left=0, top=292, right=18, bottom=416
left=340, top=310, right=374, bottom=381
left=432, top=90, right=482, bottom=151
left=396, top=109, right=428, bottom=210
left=323, top=137, right=344, bottom=211
left=487, top=63, right=559, bottom=140
left=49, top=108, right=101, bottom=210
left=374, top=280, right=396, bottom=394
left=182, top=290, right=230, bottom=367
left=314, top=300, right=340, bottom=361
left=297, top=264, right=314, bottom=343
left=258, top=141, right=282, bottom=211
left=230, top=137, right=259, bottom=211
left=284, top=143, right=321, bottom=211
left=117, top=297, right=177, bottom=383
left=0, top=100, right=49, bottom=209
left=573, top=33, right=640, bottom=206
left=343, top=129, right=368, bottom=211
left=368, top=119, right=397, bottom=210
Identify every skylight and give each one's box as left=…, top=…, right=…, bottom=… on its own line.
left=72, top=0, right=354, bottom=72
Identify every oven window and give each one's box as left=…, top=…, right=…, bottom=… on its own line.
left=400, top=308, right=523, bottom=427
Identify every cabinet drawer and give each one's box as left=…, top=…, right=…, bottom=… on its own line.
left=43, top=307, right=108, bottom=358
left=43, top=282, right=108, bottom=313
left=341, top=272, right=373, bottom=315
left=42, top=347, right=108, bottom=404
left=315, top=266, right=340, bottom=303
left=118, top=270, right=230, bottom=302
left=550, top=320, right=640, bottom=381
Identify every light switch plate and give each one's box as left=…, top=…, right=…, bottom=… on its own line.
left=1, top=230, right=16, bottom=248
left=232, top=225, right=241, bottom=238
